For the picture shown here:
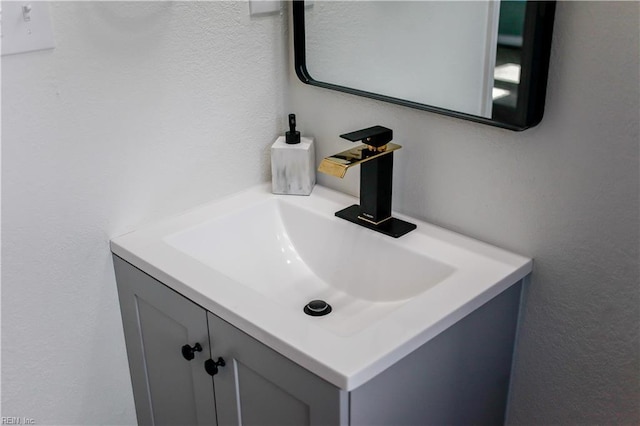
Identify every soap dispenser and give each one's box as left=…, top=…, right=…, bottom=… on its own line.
left=271, top=114, right=316, bottom=195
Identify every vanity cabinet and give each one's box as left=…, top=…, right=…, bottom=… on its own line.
left=114, top=255, right=523, bottom=426
left=113, top=256, right=346, bottom=426
left=115, top=255, right=216, bottom=425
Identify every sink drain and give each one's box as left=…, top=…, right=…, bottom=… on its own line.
left=303, top=300, right=332, bottom=317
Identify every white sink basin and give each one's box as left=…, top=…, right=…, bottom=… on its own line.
left=111, top=184, right=531, bottom=390
left=164, top=198, right=455, bottom=336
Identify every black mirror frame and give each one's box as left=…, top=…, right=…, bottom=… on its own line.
left=293, top=1, right=556, bottom=131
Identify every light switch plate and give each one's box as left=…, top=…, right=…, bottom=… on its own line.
left=1, top=2, right=55, bottom=56
left=249, top=0, right=281, bottom=16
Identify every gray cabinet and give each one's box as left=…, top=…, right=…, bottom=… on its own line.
left=348, top=281, right=522, bottom=426
left=114, top=255, right=216, bottom=426
left=114, top=255, right=523, bottom=426
left=113, top=256, right=346, bottom=426
left=209, top=312, right=347, bottom=426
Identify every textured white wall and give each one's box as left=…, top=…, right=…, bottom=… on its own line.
left=2, top=2, right=287, bottom=424
left=291, top=1, right=639, bottom=424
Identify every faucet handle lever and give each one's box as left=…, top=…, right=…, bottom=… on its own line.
left=340, top=125, right=392, bottom=148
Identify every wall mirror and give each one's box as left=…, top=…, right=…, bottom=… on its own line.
left=293, top=1, right=556, bottom=131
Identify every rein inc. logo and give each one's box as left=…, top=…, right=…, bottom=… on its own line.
left=1, top=418, right=35, bottom=425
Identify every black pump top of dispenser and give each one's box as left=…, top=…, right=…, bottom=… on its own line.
left=286, top=114, right=301, bottom=144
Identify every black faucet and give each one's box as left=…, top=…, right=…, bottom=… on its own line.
left=317, top=125, right=416, bottom=238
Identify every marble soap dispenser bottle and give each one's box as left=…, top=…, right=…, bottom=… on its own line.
left=271, top=114, right=316, bottom=195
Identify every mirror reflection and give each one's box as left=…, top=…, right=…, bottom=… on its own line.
left=304, top=1, right=526, bottom=118
left=494, top=0, right=526, bottom=109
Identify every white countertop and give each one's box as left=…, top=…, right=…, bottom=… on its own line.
left=111, top=184, right=532, bottom=391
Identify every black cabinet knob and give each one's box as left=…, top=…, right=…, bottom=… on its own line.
left=204, top=357, right=226, bottom=376
left=181, top=343, right=203, bottom=361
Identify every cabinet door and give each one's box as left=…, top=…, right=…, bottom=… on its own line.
left=113, top=256, right=217, bottom=426
left=208, top=312, right=348, bottom=426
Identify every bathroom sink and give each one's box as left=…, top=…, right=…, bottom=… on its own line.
left=111, top=184, right=531, bottom=389
left=164, top=198, right=454, bottom=336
